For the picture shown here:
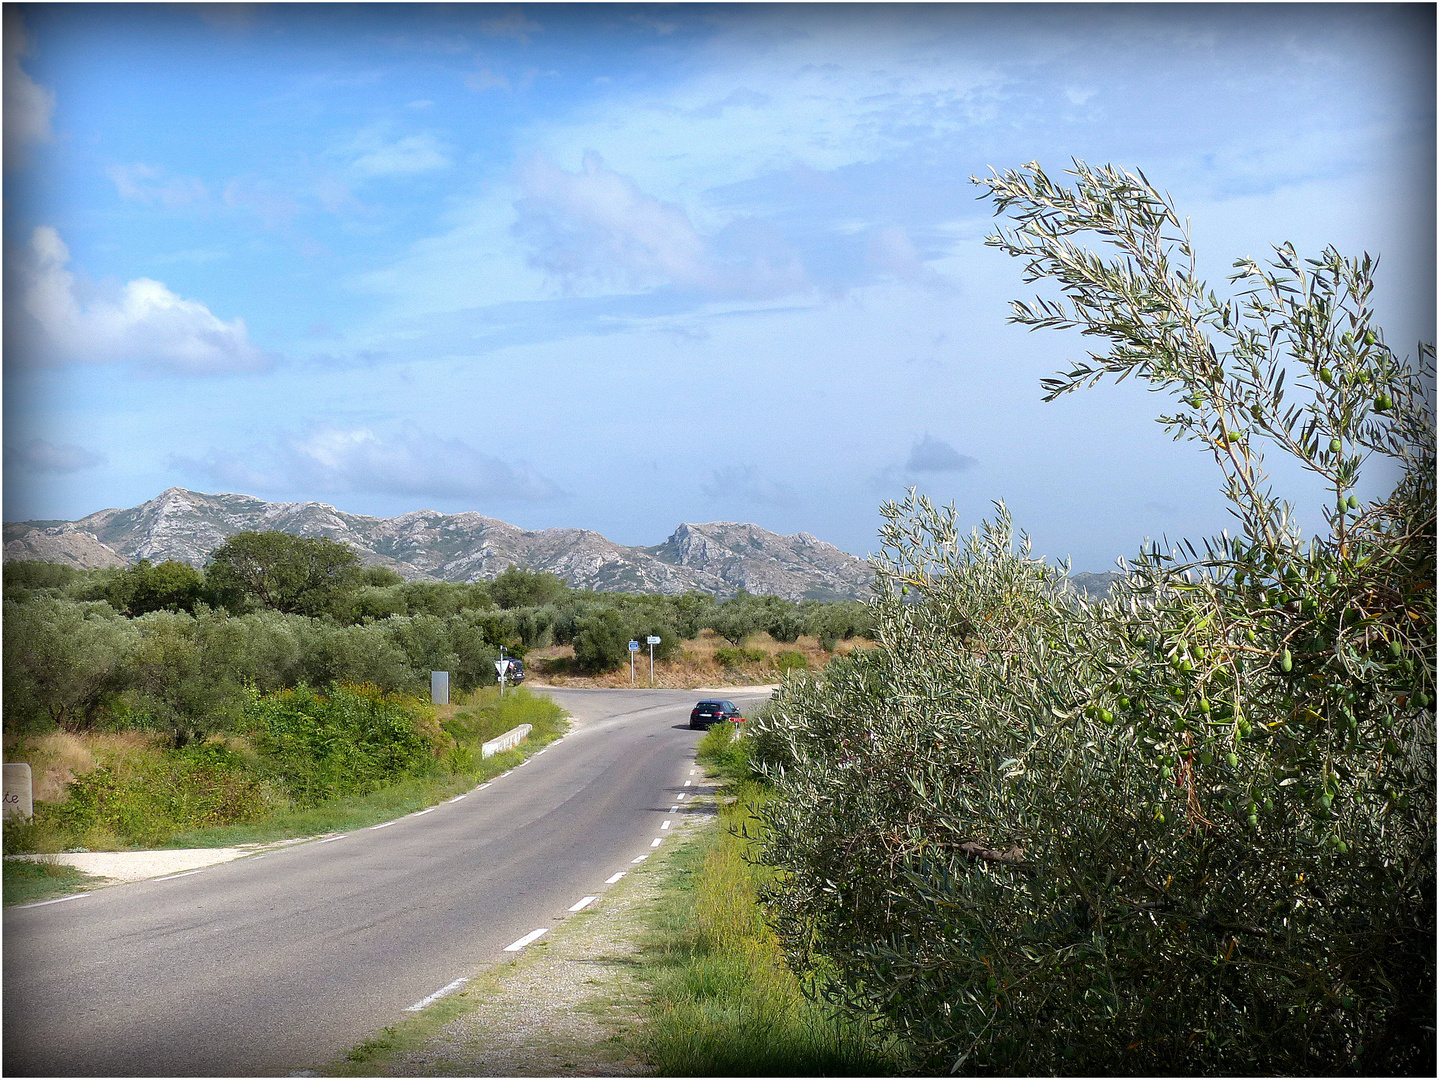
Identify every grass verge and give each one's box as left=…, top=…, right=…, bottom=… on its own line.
left=637, top=726, right=896, bottom=1076
left=2, top=856, right=107, bottom=907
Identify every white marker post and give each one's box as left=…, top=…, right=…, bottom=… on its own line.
left=628, top=640, right=639, bottom=686
left=647, top=635, right=661, bottom=686
left=495, top=658, right=509, bottom=696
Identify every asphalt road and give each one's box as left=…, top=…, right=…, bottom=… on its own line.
left=2, top=687, right=771, bottom=1077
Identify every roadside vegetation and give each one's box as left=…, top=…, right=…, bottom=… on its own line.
left=3, top=687, right=564, bottom=859
left=637, top=722, right=896, bottom=1077
left=740, top=163, right=1435, bottom=1074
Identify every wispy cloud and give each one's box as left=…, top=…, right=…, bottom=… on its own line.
left=174, top=423, right=564, bottom=503
left=346, top=128, right=451, bottom=178
left=3, top=9, right=55, bottom=168
left=513, top=152, right=808, bottom=299
left=108, top=163, right=208, bottom=207
left=906, top=434, right=977, bottom=473
left=5, top=437, right=107, bottom=474
left=7, top=226, right=273, bottom=375
left=701, top=465, right=799, bottom=508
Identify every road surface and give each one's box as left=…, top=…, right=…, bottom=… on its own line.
left=2, top=687, right=769, bottom=1077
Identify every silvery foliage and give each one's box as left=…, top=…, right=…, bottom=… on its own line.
left=748, top=163, right=1435, bottom=1075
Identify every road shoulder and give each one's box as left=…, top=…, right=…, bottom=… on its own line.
left=332, top=781, right=721, bottom=1078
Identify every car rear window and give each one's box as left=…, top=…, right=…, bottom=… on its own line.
left=696, top=701, right=720, bottom=709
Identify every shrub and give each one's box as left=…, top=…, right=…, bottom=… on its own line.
left=244, top=683, right=441, bottom=806
left=715, top=646, right=764, bottom=667
left=750, top=163, right=1435, bottom=1075
left=772, top=650, right=809, bottom=674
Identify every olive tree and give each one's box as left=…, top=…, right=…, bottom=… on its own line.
left=750, top=162, right=1434, bottom=1075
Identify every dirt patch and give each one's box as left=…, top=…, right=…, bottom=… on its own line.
left=6, top=729, right=166, bottom=804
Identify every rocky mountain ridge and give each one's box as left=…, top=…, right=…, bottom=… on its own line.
left=3, top=488, right=874, bottom=602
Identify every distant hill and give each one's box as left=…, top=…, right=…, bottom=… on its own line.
left=3, top=488, right=874, bottom=602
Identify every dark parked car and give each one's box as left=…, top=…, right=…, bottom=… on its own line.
left=502, top=657, right=524, bottom=683
left=690, top=699, right=741, bottom=729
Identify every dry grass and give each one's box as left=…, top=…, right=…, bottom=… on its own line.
left=529, top=630, right=874, bottom=690
left=6, top=730, right=170, bottom=804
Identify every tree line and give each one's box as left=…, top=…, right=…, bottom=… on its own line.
left=3, top=536, right=871, bottom=740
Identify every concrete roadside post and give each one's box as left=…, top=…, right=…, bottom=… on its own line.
left=628, top=639, right=639, bottom=686
left=647, top=635, right=661, bottom=686
left=430, top=671, right=450, bottom=706
left=3, top=763, right=33, bottom=822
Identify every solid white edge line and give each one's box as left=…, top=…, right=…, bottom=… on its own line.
left=568, top=896, right=598, bottom=912
left=154, top=869, right=203, bottom=881
left=650, top=837, right=662, bottom=847
left=631, top=854, right=649, bottom=863
left=503, top=928, right=548, bottom=952
left=318, top=835, right=345, bottom=843
left=17, top=892, right=91, bottom=909
left=370, top=821, right=395, bottom=830
left=605, top=872, right=626, bottom=884
left=405, top=976, right=470, bottom=1012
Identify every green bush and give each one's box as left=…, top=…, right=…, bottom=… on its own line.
left=715, top=646, right=764, bottom=667
left=772, top=650, right=809, bottom=674
left=750, top=163, right=1435, bottom=1075
left=245, top=682, right=441, bottom=806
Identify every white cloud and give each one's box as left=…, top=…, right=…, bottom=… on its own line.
left=514, top=152, right=808, bottom=298
left=176, top=424, right=564, bottom=502
left=9, top=226, right=273, bottom=375
left=108, top=163, right=208, bottom=207
left=701, top=465, right=799, bottom=508
left=479, top=9, right=542, bottom=42
left=5, top=438, right=106, bottom=474
left=3, top=9, right=55, bottom=168
left=348, top=130, right=451, bottom=177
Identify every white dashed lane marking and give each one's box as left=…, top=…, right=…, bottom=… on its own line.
left=631, top=854, right=649, bottom=864
left=414, top=808, right=434, bottom=816
left=449, top=794, right=467, bottom=803
left=605, top=872, right=626, bottom=884
left=568, top=896, right=597, bottom=912
left=504, top=928, right=548, bottom=952
left=17, top=893, right=91, bottom=909
left=670, top=806, right=679, bottom=813
left=661, top=821, right=671, bottom=830
left=683, top=781, right=691, bottom=787
left=154, top=870, right=204, bottom=882
left=650, top=837, right=662, bottom=847
left=370, top=821, right=395, bottom=830
left=405, top=976, right=469, bottom=1012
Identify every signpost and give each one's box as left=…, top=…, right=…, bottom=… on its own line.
left=628, top=640, right=640, bottom=686
left=495, top=656, right=510, bottom=696
left=647, top=635, right=661, bottom=686
left=430, top=671, right=450, bottom=706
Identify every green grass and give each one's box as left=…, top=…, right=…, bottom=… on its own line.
left=2, top=856, right=105, bottom=907
left=637, top=775, right=898, bottom=1076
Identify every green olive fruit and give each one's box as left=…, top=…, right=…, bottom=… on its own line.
left=1226, top=752, right=1239, bottom=769
left=1280, top=649, right=1292, bottom=673
left=1227, top=431, right=1242, bottom=443
left=1119, top=696, right=1131, bottom=710
left=1364, top=329, right=1376, bottom=346
left=1248, top=814, right=1259, bottom=829
left=1187, top=394, right=1202, bottom=408
left=1389, top=640, right=1403, bottom=658
left=1324, top=571, right=1337, bottom=587
left=1329, top=437, right=1342, bottom=454
left=1179, top=659, right=1193, bottom=673
left=1346, top=494, right=1359, bottom=510
left=1238, top=719, right=1252, bottom=737
left=1200, top=751, right=1213, bottom=766
left=1319, top=367, right=1334, bottom=385
left=1334, top=840, right=1349, bottom=854
left=1418, top=691, right=1432, bottom=709
left=1098, top=708, right=1114, bottom=724
left=1171, top=686, right=1186, bottom=701
left=1245, top=627, right=1257, bottom=643
left=1375, top=393, right=1392, bottom=411
left=1199, top=698, right=1211, bottom=713
left=901, top=585, right=908, bottom=595
left=1320, top=792, right=1333, bottom=809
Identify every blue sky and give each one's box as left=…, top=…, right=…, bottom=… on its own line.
left=4, top=3, right=1433, bottom=570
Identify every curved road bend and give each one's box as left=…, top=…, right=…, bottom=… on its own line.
left=3, top=687, right=770, bottom=1077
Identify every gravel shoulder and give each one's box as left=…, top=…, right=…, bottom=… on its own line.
left=332, top=778, right=722, bottom=1078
